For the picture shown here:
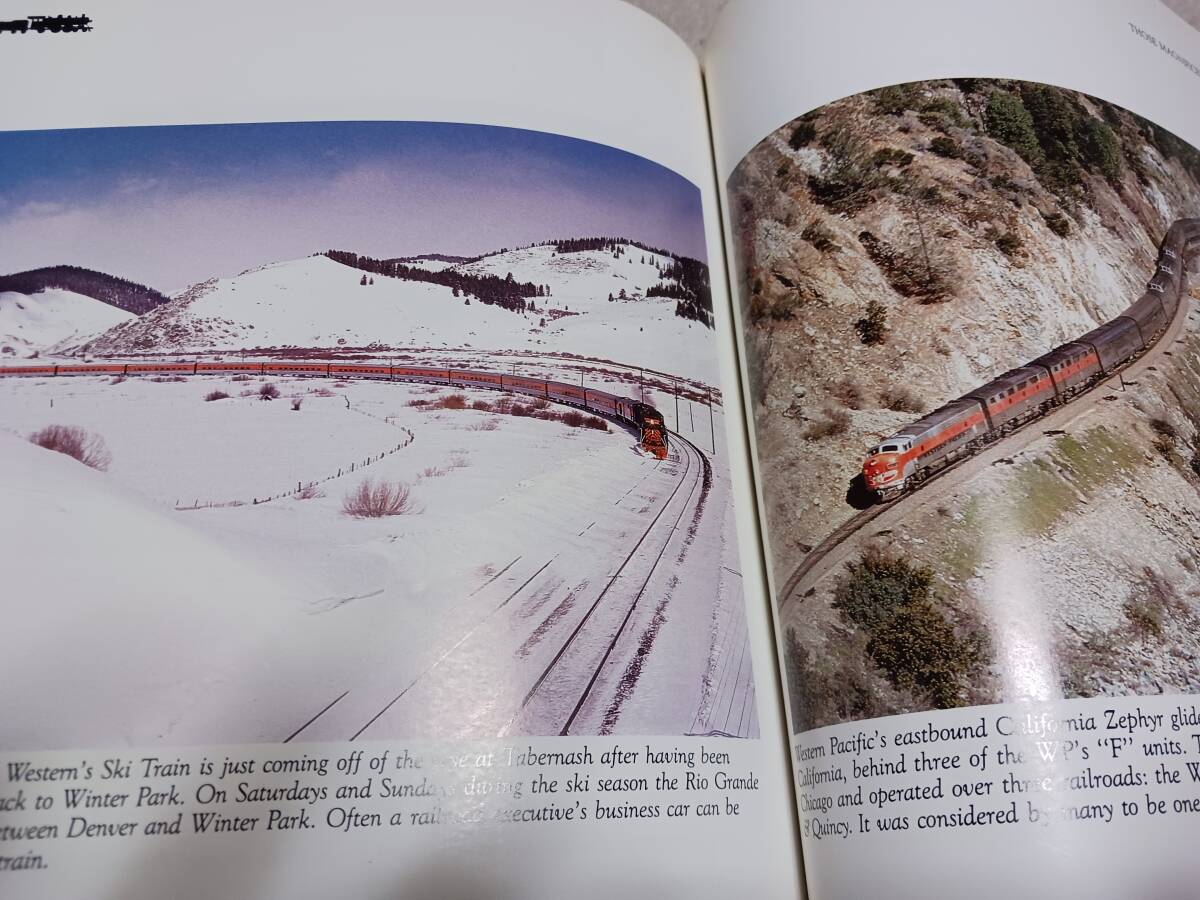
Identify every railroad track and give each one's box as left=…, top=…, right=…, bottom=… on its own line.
left=777, top=251, right=1199, bottom=613
left=279, top=432, right=708, bottom=742
left=499, top=432, right=708, bottom=737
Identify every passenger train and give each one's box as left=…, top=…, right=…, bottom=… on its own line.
left=863, top=218, right=1200, bottom=501
left=0, top=361, right=671, bottom=459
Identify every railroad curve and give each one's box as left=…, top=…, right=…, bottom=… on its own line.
left=777, top=219, right=1200, bottom=613
left=274, top=430, right=714, bottom=741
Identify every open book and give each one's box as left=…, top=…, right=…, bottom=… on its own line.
left=3, top=0, right=1200, bottom=896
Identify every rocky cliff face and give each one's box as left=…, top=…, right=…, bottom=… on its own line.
left=729, top=79, right=1200, bottom=570
left=728, top=79, right=1200, bottom=727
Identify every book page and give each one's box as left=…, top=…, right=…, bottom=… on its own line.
left=0, top=1, right=802, bottom=896
left=706, top=0, right=1200, bottom=896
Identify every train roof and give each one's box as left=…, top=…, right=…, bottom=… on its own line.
left=888, top=396, right=981, bottom=441
left=1029, top=341, right=1094, bottom=370
left=965, top=365, right=1048, bottom=405
left=1074, top=315, right=1139, bottom=348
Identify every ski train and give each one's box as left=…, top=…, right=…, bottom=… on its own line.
left=0, top=361, right=671, bottom=459
left=863, top=217, right=1200, bottom=501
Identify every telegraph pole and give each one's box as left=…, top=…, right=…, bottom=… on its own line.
left=708, top=387, right=715, bottom=454
left=674, top=377, right=679, bottom=431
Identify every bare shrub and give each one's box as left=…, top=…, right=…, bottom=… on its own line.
left=231, top=374, right=252, bottom=382
left=471, top=400, right=493, bottom=411
left=29, top=424, right=112, bottom=471
left=420, top=466, right=448, bottom=479
left=406, top=398, right=428, bottom=408
left=880, top=386, right=925, bottom=413
left=828, top=378, right=864, bottom=410
left=1150, top=417, right=1177, bottom=439
left=447, top=452, right=470, bottom=469
left=342, top=479, right=417, bottom=517
left=531, top=397, right=551, bottom=410
left=311, top=387, right=335, bottom=397
left=509, top=403, right=531, bottom=417
left=151, top=375, right=186, bottom=383
left=291, top=397, right=303, bottom=411
left=583, top=416, right=608, bottom=431
left=803, top=407, right=851, bottom=439
left=560, top=409, right=587, bottom=428
left=1153, top=436, right=1175, bottom=460
left=259, top=382, right=280, bottom=401
left=434, top=393, right=468, bottom=410
left=296, top=484, right=325, bottom=500
left=1125, top=596, right=1164, bottom=638
left=468, top=418, right=500, bottom=431
left=204, top=390, right=230, bottom=402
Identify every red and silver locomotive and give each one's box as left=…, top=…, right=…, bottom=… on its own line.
left=864, top=218, right=1200, bottom=501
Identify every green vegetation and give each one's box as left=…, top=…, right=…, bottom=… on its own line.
left=782, top=628, right=885, bottom=732
left=929, top=135, right=963, bottom=159
left=788, top=115, right=818, bottom=150
left=1041, top=210, right=1072, bottom=237
left=985, top=85, right=1125, bottom=195
left=1004, top=428, right=1143, bottom=536
left=986, top=89, right=1043, bottom=166
left=854, top=299, right=888, bottom=345
left=919, top=96, right=967, bottom=131
left=1125, top=596, right=1164, bottom=639
left=832, top=547, right=983, bottom=709
left=873, top=84, right=918, bottom=116
left=939, top=497, right=985, bottom=584
left=872, top=146, right=914, bottom=168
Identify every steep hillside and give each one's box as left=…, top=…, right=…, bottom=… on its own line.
left=729, top=79, right=1200, bottom=564
left=0, top=288, right=135, bottom=357
left=787, top=281, right=1200, bottom=728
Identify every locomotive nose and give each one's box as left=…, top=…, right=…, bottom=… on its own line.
left=863, top=453, right=900, bottom=487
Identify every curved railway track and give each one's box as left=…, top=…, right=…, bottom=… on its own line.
left=501, top=432, right=709, bottom=737
left=778, top=225, right=1199, bottom=612
left=275, top=430, right=710, bottom=742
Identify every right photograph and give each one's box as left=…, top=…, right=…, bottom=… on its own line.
left=727, top=78, right=1200, bottom=732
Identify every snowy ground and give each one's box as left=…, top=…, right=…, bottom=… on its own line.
left=0, top=287, right=133, bottom=356
left=78, top=248, right=721, bottom=384
left=0, top=373, right=753, bottom=749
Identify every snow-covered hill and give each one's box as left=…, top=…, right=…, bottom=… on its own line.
left=80, top=242, right=719, bottom=383
left=0, top=288, right=135, bottom=357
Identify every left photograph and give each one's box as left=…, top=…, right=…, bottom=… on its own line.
left=0, top=121, right=757, bottom=749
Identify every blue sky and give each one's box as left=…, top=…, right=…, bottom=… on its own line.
left=0, top=121, right=706, bottom=289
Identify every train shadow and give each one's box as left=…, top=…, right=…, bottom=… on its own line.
left=845, top=474, right=876, bottom=510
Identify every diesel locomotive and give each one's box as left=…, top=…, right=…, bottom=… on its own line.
left=863, top=218, right=1200, bottom=501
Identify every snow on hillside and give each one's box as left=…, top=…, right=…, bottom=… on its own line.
left=0, top=288, right=134, bottom=357
left=81, top=242, right=720, bottom=385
